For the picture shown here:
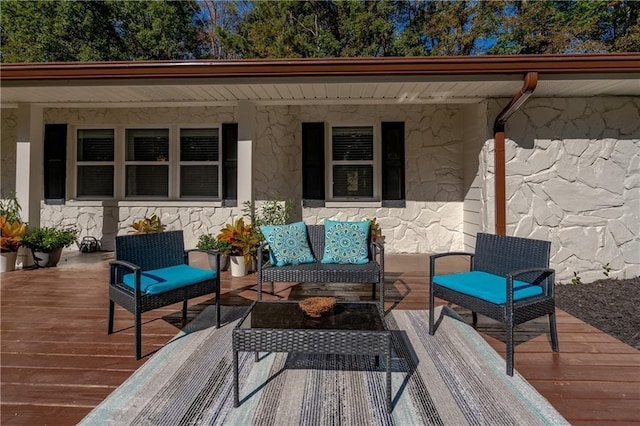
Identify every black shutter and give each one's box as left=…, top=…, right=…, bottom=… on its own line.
left=302, top=122, right=325, bottom=207
left=381, top=122, right=405, bottom=207
left=44, top=124, right=67, bottom=204
left=222, top=123, right=238, bottom=206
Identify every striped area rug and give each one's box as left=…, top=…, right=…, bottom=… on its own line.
left=80, top=305, right=568, bottom=425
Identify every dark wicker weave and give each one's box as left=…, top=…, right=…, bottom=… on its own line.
left=429, top=232, right=559, bottom=376
left=108, top=230, right=220, bottom=359
left=257, top=224, right=385, bottom=308
left=233, top=301, right=392, bottom=410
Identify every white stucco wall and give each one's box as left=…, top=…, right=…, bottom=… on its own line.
left=484, top=96, right=640, bottom=282
left=253, top=104, right=466, bottom=253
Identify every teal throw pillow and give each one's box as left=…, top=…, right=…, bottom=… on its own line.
left=260, top=221, right=315, bottom=267
left=321, top=219, right=371, bottom=265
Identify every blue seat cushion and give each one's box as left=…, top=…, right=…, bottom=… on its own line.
left=123, top=264, right=217, bottom=295
left=433, top=271, right=543, bottom=304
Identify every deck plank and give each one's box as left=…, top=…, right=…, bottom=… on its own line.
left=1, top=253, right=639, bottom=425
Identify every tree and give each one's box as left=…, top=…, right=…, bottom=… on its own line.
left=0, top=0, right=206, bottom=63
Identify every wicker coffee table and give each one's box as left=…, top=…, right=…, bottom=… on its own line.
left=232, top=300, right=392, bottom=410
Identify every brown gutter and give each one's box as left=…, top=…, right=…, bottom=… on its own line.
left=1, top=53, right=639, bottom=81
left=493, top=72, right=538, bottom=236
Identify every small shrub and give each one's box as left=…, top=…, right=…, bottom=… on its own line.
left=130, top=214, right=164, bottom=234
left=196, top=234, right=231, bottom=255
left=571, top=271, right=582, bottom=285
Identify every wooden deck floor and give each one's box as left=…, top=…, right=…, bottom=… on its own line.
left=1, top=252, right=639, bottom=425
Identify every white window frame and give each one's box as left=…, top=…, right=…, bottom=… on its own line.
left=123, top=127, right=171, bottom=200
left=327, top=123, right=380, bottom=202
left=178, top=126, right=222, bottom=200
left=74, top=126, right=116, bottom=200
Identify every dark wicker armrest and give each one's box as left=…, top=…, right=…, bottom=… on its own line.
left=370, top=241, right=384, bottom=271
left=429, top=252, right=474, bottom=278
left=257, top=241, right=270, bottom=273
left=110, top=259, right=140, bottom=273
left=507, top=267, right=556, bottom=295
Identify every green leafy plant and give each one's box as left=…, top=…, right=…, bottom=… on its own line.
left=21, top=226, right=78, bottom=253
left=0, top=191, right=23, bottom=224
left=571, top=271, right=582, bottom=285
left=242, top=194, right=293, bottom=241
left=130, top=214, right=165, bottom=234
left=602, top=263, right=611, bottom=277
left=216, top=217, right=261, bottom=262
left=196, top=233, right=232, bottom=256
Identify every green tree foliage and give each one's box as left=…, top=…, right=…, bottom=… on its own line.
left=218, top=0, right=397, bottom=58
left=490, top=0, right=639, bottom=54
left=0, top=0, right=205, bottom=62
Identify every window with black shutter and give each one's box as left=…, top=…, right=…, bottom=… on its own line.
left=180, top=128, right=220, bottom=198
left=76, top=128, right=114, bottom=198
left=330, top=126, right=374, bottom=199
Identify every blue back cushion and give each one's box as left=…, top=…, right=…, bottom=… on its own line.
left=123, top=264, right=217, bottom=295
left=260, top=221, right=315, bottom=267
left=321, top=219, right=370, bottom=265
left=432, top=271, right=544, bottom=304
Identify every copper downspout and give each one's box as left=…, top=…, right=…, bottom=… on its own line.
left=493, top=71, right=538, bottom=235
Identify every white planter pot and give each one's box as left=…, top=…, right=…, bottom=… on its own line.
left=0, top=251, right=18, bottom=273
left=16, top=246, right=33, bottom=269
left=208, top=254, right=229, bottom=272
left=230, top=255, right=248, bottom=277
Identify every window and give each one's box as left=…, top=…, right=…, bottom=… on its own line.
left=330, top=126, right=375, bottom=199
left=302, top=122, right=405, bottom=205
left=125, top=129, right=169, bottom=197
left=180, top=128, right=220, bottom=198
left=76, top=129, right=114, bottom=198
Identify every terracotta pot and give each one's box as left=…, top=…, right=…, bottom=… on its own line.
left=230, top=255, right=248, bottom=277
left=0, top=251, right=17, bottom=272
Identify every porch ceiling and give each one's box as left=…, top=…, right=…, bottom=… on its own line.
left=1, top=54, right=638, bottom=108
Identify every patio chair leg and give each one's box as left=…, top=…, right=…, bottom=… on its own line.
left=549, top=311, right=559, bottom=352
left=371, top=282, right=376, bottom=300
left=182, top=299, right=188, bottom=326
left=506, top=322, right=514, bottom=376
left=216, top=283, right=221, bottom=327
left=472, top=312, right=478, bottom=325
left=428, top=284, right=435, bottom=335
left=135, top=311, right=142, bottom=360
left=107, top=300, right=114, bottom=334
left=270, top=281, right=274, bottom=294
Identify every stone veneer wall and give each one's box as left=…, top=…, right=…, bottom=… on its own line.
left=253, top=104, right=466, bottom=254
left=38, top=104, right=467, bottom=254
left=1, top=108, right=17, bottom=195
left=484, top=97, right=639, bottom=282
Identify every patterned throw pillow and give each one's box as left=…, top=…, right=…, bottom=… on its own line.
left=259, top=221, right=315, bottom=267
left=321, top=219, right=371, bottom=265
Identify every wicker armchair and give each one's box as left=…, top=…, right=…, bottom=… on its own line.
left=429, top=232, right=559, bottom=376
left=257, top=224, right=385, bottom=309
left=108, top=230, right=220, bottom=359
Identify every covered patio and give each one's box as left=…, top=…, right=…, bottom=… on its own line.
left=1, top=252, right=638, bottom=425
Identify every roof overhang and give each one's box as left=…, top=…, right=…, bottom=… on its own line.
left=1, top=54, right=639, bottom=108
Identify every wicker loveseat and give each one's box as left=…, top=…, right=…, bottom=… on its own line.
left=257, top=224, right=385, bottom=308
left=429, top=232, right=559, bottom=376
left=108, top=230, right=221, bottom=359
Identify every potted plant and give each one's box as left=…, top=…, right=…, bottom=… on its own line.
left=196, top=233, right=231, bottom=271
left=0, top=192, right=27, bottom=272
left=130, top=214, right=165, bottom=234
left=217, top=217, right=261, bottom=277
left=0, top=217, right=27, bottom=272
left=368, top=217, right=384, bottom=244
left=21, top=226, right=78, bottom=267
